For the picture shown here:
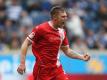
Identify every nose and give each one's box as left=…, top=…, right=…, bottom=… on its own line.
left=63, top=16, right=68, bottom=21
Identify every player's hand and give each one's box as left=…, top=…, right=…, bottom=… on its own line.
left=17, top=64, right=26, bottom=75
left=82, top=53, right=90, bottom=61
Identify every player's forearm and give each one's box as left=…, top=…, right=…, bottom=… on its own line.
left=64, top=48, right=84, bottom=60
left=20, top=39, right=31, bottom=65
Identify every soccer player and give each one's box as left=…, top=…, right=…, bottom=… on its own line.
left=17, top=6, right=90, bottom=80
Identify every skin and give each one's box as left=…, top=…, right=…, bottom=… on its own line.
left=52, top=11, right=68, bottom=29
left=17, top=10, right=90, bottom=75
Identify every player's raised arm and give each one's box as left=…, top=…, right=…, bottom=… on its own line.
left=17, top=38, right=31, bottom=74
left=61, top=46, right=90, bottom=61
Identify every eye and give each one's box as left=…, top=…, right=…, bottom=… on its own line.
left=61, top=16, right=67, bottom=18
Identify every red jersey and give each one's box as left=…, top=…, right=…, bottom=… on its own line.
left=27, top=21, right=69, bottom=68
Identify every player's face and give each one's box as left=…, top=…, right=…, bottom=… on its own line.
left=56, top=11, right=68, bottom=28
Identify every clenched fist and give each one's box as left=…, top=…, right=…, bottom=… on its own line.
left=17, top=64, right=26, bottom=75
left=82, top=53, right=90, bottom=61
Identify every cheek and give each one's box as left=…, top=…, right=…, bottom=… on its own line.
left=60, top=18, right=65, bottom=21
left=58, top=18, right=63, bottom=22
left=54, top=18, right=60, bottom=22
left=56, top=17, right=64, bottom=23
left=56, top=19, right=61, bottom=23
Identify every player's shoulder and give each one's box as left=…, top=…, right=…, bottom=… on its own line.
left=35, top=22, right=48, bottom=29
left=33, top=21, right=48, bottom=30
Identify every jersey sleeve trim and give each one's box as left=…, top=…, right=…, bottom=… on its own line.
left=27, top=36, right=33, bottom=43
left=61, top=45, right=69, bottom=47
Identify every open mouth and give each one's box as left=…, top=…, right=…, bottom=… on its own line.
left=62, top=22, right=65, bottom=25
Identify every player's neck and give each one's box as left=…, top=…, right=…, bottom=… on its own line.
left=51, top=20, right=60, bottom=29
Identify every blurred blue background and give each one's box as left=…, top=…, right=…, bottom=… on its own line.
left=0, top=52, right=107, bottom=80
left=0, top=0, right=107, bottom=80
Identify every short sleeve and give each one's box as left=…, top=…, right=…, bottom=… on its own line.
left=27, top=26, right=42, bottom=43
left=61, top=32, right=69, bottom=47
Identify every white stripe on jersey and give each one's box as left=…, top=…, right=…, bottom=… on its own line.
left=58, top=28, right=65, bottom=41
left=56, top=28, right=65, bottom=67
